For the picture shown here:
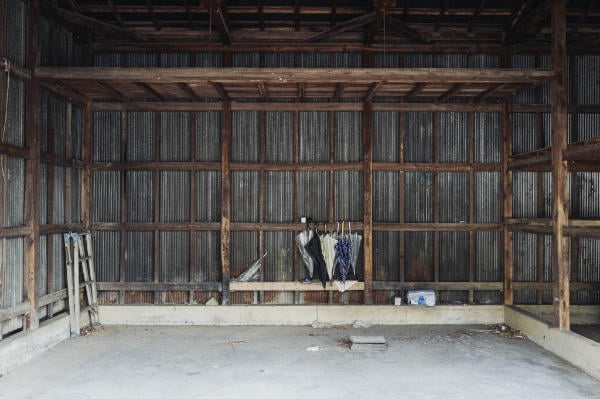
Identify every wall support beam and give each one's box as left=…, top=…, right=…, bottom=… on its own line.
left=551, top=0, right=569, bottom=330
left=220, top=101, right=231, bottom=305
left=502, top=102, right=513, bottom=305
left=362, top=101, right=373, bottom=304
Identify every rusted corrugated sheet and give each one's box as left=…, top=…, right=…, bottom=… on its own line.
left=72, top=106, right=82, bottom=159
left=300, top=112, right=329, bottom=162
left=127, top=171, right=154, bottom=222
left=475, top=172, right=501, bottom=223
left=513, top=232, right=538, bottom=304
left=5, top=156, right=24, bottom=227
left=575, top=55, right=600, bottom=105
left=92, top=171, right=121, bottom=222
left=125, top=231, right=153, bottom=282
left=474, top=112, right=500, bottom=163
left=196, top=171, right=221, bottom=222
left=576, top=172, right=600, bottom=218
left=231, top=171, right=259, bottom=222
left=264, top=172, right=293, bottom=223
left=71, top=168, right=81, bottom=223
left=232, top=52, right=260, bottom=67
left=405, top=231, right=434, bottom=281
left=1, top=237, right=24, bottom=334
left=50, top=96, right=67, bottom=158
left=194, top=231, right=220, bottom=282
left=475, top=231, right=501, bottom=281
left=373, top=231, right=399, bottom=281
left=373, top=171, right=399, bottom=222
left=160, top=52, right=191, bottom=67
left=439, top=112, right=467, bottom=162
left=334, top=171, right=363, bottom=221
left=161, top=112, right=190, bottom=161
left=298, top=171, right=328, bottom=222
left=50, top=234, right=65, bottom=291
left=264, top=52, right=295, bottom=67
left=5, top=78, right=25, bottom=147
left=405, top=172, right=434, bottom=223
left=232, top=112, right=259, bottom=162
left=196, top=111, right=221, bottom=161
left=333, top=52, right=362, bottom=67
left=577, top=238, right=600, bottom=304
left=439, top=172, right=469, bottom=223
left=52, top=166, right=66, bottom=224
left=230, top=231, right=258, bottom=279
left=159, top=231, right=189, bottom=282
left=512, top=113, right=537, bottom=155
left=93, top=112, right=121, bottom=162
left=373, top=112, right=399, bottom=162
left=265, top=112, right=293, bottom=162
left=513, top=172, right=537, bottom=218
left=37, top=235, right=47, bottom=296
left=264, top=231, right=293, bottom=282
left=94, top=231, right=120, bottom=282
left=5, top=0, right=27, bottom=66
left=335, top=112, right=362, bottom=162
left=439, top=231, right=469, bottom=282
left=160, top=171, right=190, bottom=222
left=405, top=112, right=433, bottom=162
left=127, top=111, right=155, bottom=161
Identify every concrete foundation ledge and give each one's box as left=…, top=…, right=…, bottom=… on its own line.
left=98, top=304, right=504, bottom=326
left=505, top=306, right=600, bottom=381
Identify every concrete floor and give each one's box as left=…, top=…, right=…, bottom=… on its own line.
left=1, top=325, right=599, bottom=399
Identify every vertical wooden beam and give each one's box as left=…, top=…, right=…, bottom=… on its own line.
left=468, top=111, right=475, bottom=304
left=328, top=109, right=335, bottom=304
left=398, top=111, right=405, bottom=287
left=568, top=54, right=579, bottom=306
left=293, top=110, right=300, bottom=304
left=153, top=112, right=160, bottom=304
left=363, top=101, right=373, bottom=304
left=189, top=110, right=197, bottom=304
left=220, top=101, right=231, bottom=305
left=82, top=102, right=93, bottom=231
left=258, top=110, right=265, bottom=304
left=433, top=112, right=439, bottom=285
left=119, top=111, right=126, bottom=304
left=46, top=99, right=55, bottom=318
left=536, top=110, right=544, bottom=305
left=23, top=0, right=41, bottom=330
left=502, top=101, right=513, bottom=306
left=551, top=0, right=569, bottom=330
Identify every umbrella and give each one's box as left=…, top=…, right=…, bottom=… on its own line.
left=295, top=229, right=314, bottom=278
left=320, top=233, right=338, bottom=280
left=349, top=232, right=362, bottom=276
left=334, top=235, right=353, bottom=284
left=306, top=231, right=328, bottom=288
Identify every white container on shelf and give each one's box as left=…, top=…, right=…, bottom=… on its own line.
left=407, top=290, right=436, bottom=306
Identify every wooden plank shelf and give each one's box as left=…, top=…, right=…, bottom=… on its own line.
left=230, top=281, right=364, bottom=292
left=508, top=138, right=600, bottom=172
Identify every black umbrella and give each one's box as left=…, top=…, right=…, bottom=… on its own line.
left=305, top=230, right=328, bottom=289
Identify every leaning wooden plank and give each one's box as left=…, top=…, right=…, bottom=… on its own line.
left=64, top=237, right=77, bottom=336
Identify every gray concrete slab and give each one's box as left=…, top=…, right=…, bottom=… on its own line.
left=0, top=325, right=599, bottom=399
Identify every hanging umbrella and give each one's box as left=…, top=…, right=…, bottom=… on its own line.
left=349, top=232, right=362, bottom=277
left=334, top=235, right=353, bottom=284
left=306, top=231, right=328, bottom=288
left=320, top=233, right=338, bottom=280
left=295, top=229, right=314, bottom=279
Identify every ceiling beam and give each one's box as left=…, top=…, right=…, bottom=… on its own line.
left=257, top=81, right=269, bottom=100
left=364, top=81, right=382, bottom=102
left=210, top=81, right=231, bottom=101
left=55, top=8, right=148, bottom=42
left=387, top=15, right=430, bottom=43
left=106, top=0, right=123, bottom=27
left=135, top=82, right=164, bottom=101
left=505, top=0, right=551, bottom=44
left=404, top=82, right=427, bottom=101
left=573, top=0, right=599, bottom=33
left=302, top=11, right=376, bottom=43
left=474, top=83, right=505, bottom=102
left=178, top=83, right=201, bottom=101
left=366, top=0, right=390, bottom=45
left=96, top=82, right=128, bottom=101
left=332, top=83, right=345, bottom=102
left=468, top=0, right=486, bottom=32
left=185, top=0, right=194, bottom=29
left=146, top=0, right=161, bottom=30
left=201, top=0, right=232, bottom=44
left=297, top=82, right=305, bottom=102
left=330, top=0, right=337, bottom=26
left=438, top=83, right=464, bottom=102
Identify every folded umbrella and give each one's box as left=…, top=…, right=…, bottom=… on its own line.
left=295, top=229, right=314, bottom=278
left=306, top=231, right=328, bottom=288
left=349, top=232, right=362, bottom=276
left=334, top=235, right=353, bottom=284
left=320, top=233, right=338, bottom=280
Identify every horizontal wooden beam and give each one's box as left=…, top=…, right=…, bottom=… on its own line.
left=373, top=162, right=501, bottom=172
left=39, top=223, right=86, bottom=234
left=0, top=226, right=31, bottom=239
left=373, top=223, right=501, bottom=232
left=0, top=289, right=68, bottom=322
left=97, top=282, right=223, bottom=292
left=0, top=143, right=29, bottom=158
left=35, top=67, right=556, bottom=84
left=513, top=282, right=600, bottom=290
left=92, top=222, right=221, bottom=231
left=55, top=8, right=148, bottom=42
left=373, top=281, right=502, bottom=291
left=302, top=11, right=376, bottom=43
left=230, top=281, right=365, bottom=291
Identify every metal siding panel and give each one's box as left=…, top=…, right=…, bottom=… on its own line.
left=127, top=171, right=154, bottom=223
left=264, top=231, right=293, bottom=281
left=51, top=234, right=65, bottom=291
left=231, top=231, right=259, bottom=278
left=576, top=113, right=600, bottom=141
left=160, top=52, right=191, bottom=67
left=232, top=52, right=260, bottom=67
left=439, top=172, right=469, bottom=223
left=160, top=171, right=190, bottom=222
left=127, top=111, right=155, bottom=161
left=405, top=172, right=434, bottom=223
left=5, top=77, right=25, bottom=147
left=232, top=171, right=259, bottom=223
left=439, top=231, right=469, bottom=281
left=513, top=232, right=537, bottom=304
left=264, top=172, right=293, bottom=223
left=434, top=54, right=467, bottom=68
left=196, top=111, right=221, bottom=162
left=335, top=112, right=362, bottom=162
left=94, top=53, right=121, bottom=67
left=5, top=0, right=27, bottom=66
left=373, top=171, right=399, bottom=222
left=333, top=52, right=362, bottom=67
left=194, top=231, right=221, bottom=282
left=576, top=56, right=600, bottom=105
left=5, top=156, right=25, bottom=227
left=299, top=112, right=329, bottom=162
left=475, top=172, right=501, bottom=223
left=160, top=112, right=190, bottom=161
left=577, top=239, right=600, bottom=304
left=373, top=52, right=401, bottom=68
left=40, top=163, right=47, bottom=225
left=196, top=171, right=221, bottom=222
left=71, top=168, right=81, bottom=223
left=474, top=112, right=500, bottom=163
left=265, top=112, right=293, bottom=162
left=38, top=235, right=47, bottom=296
left=159, top=231, right=190, bottom=282
left=512, top=113, right=537, bottom=155
left=405, top=231, right=434, bottom=281
left=125, top=52, right=157, bottom=67
left=334, top=171, right=363, bottom=221
left=513, top=172, right=537, bottom=218
left=373, top=231, right=399, bottom=281
left=51, top=96, right=67, bottom=158
left=298, top=171, right=328, bottom=222
left=405, top=112, right=433, bottom=162
left=373, top=112, right=399, bottom=162
left=1, top=237, right=24, bottom=334
left=439, top=112, right=467, bottom=163
left=94, top=231, right=120, bottom=282
left=126, top=231, right=154, bottom=283
left=404, top=54, right=433, bottom=68
left=72, top=106, right=83, bottom=159
left=475, top=231, right=501, bottom=281
left=196, top=52, right=223, bottom=67
left=469, top=54, right=500, bottom=68
left=300, top=52, right=330, bottom=67
left=40, top=92, right=48, bottom=153
left=93, top=112, right=121, bottom=162
left=577, top=172, right=600, bottom=218
left=263, top=52, right=295, bottom=67
left=52, top=166, right=66, bottom=224
left=92, top=171, right=121, bottom=222
left=232, top=111, right=259, bottom=162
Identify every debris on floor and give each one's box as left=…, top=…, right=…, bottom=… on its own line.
left=80, top=325, right=102, bottom=336
left=490, top=324, right=527, bottom=340
left=311, top=321, right=333, bottom=329
left=338, top=337, right=352, bottom=349
left=214, top=340, right=247, bottom=345
left=350, top=335, right=387, bottom=351
left=352, top=320, right=370, bottom=328
left=305, top=346, right=328, bottom=352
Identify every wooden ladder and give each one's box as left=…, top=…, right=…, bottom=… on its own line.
left=64, top=232, right=99, bottom=337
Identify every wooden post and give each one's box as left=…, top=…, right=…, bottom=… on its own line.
left=258, top=110, right=265, bottom=304
left=119, top=111, right=127, bottom=304
left=363, top=101, right=373, bottom=304
left=81, top=102, right=93, bottom=230
left=220, top=101, right=231, bottom=305
left=502, top=102, right=514, bottom=305
left=468, top=111, right=475, bottom=304
left=23, top=0, right=41, bottom=330
left=433, top=112, right=439, bottom=285
left=153, top=112, right=160, bottom=303
left=551, top=0, right=569, bottom=330
left=189, top=110, right=196, bottom=304
left=293, top=110, right=300, bottom=304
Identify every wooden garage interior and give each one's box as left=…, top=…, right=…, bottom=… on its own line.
left=1, top=0, right=600, bottom=359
